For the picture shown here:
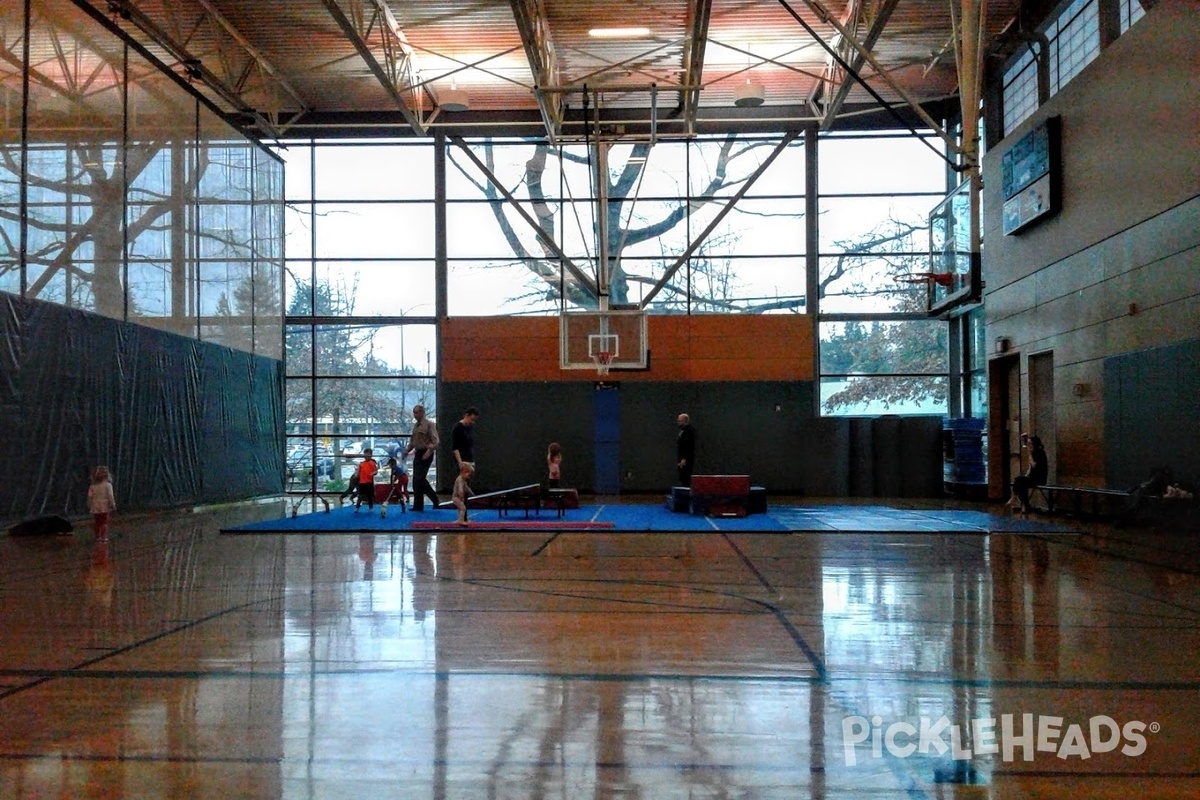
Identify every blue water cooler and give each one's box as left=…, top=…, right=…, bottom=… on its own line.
left=943, top=417, right=987, bottom=497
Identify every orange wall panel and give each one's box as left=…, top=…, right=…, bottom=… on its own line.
left=442, top=315, right=814, bottom=382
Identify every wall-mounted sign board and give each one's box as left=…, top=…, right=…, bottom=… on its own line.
left=1001, top=116, right=1060, bottom=235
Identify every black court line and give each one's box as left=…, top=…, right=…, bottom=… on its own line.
left=530, top=532, right=561, bottom=556
left=720, top=532, right=775, bottom=594
left=0, top=595, right=282, bottom=702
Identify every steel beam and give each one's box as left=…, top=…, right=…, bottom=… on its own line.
left=820, top=0, right=901, bottom=129
left=679, top=0, right=713, bottom=135
left=777, top=0, right=963, bottom=160
left=192, top=0, right=310, bottom=122
left=104, top=0, right=283, bottom=137
left=320, top=0, right=425, bottom=134
left=509, top=0, right=563, bottom=143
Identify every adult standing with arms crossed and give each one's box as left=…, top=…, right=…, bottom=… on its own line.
left=676, top=413, right=696, bottom=487
left=405, top=404, right=440, bottom=511
left=451, top=406, right=479, bottom=473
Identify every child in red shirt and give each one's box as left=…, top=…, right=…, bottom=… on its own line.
left=354, top=449, right=378, bottom=512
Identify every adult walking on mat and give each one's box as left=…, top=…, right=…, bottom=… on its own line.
left=451, top=406, right=479, bottom=473
left=405, top=404, right=440, bottom=511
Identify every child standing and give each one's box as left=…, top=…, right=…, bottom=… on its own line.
left=354, top=449, right=379, bottom=512
left=381, top=455, right=409, bottom=517
left=452, top=462, right=475, bottom=527
left=87, top=466, right=116, bottom=541
left=547, top=442, right=563, bottom=488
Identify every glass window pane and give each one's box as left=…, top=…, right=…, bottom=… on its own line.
left=652, top=256, right=806, bottom=314
left=253, top=148, right=285, bottom=359
left=685, top=197, right=805, bottom=256
left=313, top=203, right=434, bottom=259
left=285, top=204, right=314, bottom=259
left=688, top=135, right=805, bottom=198
left=818, top=254, right=932, bottom=314
left=314, top=377, right=437, bottom=443
left=283, top=435, right=335, bottom=492
left=819, top=319, right=949, bottom=375
left=448, top=259, right=561, bottom=316
left=1051, top=0, right=1100, bottom=93
left=819, top=134, right=947, bottom=194
left=818, top=195, right=936, bottom=252
left=314, top=143, right=433, bottom=200
left=1003, top=55, right=1039, bottom=136
left=820, top=376, right=949, bottom=416
left=286, top=379, right=315, bottom=434
left=314, top=323, right=437, bottom=377
left=286, top=325, right=313, bottom=376
left=446, top=200, right=571, bottom=259
left=126, top=41, right=198, bottom=337
left=446, top=138, right=561, bottom=201
left=285, top=263, right=313, bottom=315
left=282, top=143, right=312, bottom=202
left=697, top=255, right=808, bottom=314
left=1121, top=0, right=1145, bottom=30
left=607, top=140, right=690, bottom=198
left=313, top=260, right=435, bottom=318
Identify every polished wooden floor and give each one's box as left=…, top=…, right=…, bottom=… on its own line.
left=1, top=498, right=1197, bottom=799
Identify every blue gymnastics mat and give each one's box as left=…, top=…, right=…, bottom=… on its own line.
left=221, top=502, right=1076, bottom=535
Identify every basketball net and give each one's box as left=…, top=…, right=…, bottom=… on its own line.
left=594, top=351, right=614, bottom=376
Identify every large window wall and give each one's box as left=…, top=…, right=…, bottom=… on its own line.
left=816, top=132, right=951, bottom=416
left=445, top=136, right=807, bottom=315
left=0, top=0, right=283, bottom=356
left=283, top=141, right=438, bottom=492
left=282, top=130, right=954, bottom=490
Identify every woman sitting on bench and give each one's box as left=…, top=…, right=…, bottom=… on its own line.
left=1011, top=434, right=1048, bottom=513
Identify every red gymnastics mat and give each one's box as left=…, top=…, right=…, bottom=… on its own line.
left=409, top=520, right=615, bottom=531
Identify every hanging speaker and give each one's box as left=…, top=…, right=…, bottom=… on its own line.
left=733, top=80, right=765, bottom=108
left=441, top=87, right=471, bottom=112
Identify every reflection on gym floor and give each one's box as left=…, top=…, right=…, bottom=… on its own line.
left=1, top=500, right=1197, bottom=799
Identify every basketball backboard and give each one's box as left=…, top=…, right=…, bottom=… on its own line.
left=560, top=310, right=649, bottom=373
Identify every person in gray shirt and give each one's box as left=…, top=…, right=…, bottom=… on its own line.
left=404, top=404, right=440, bottom=511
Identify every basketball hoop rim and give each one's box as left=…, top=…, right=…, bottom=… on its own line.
left=593, top=350, right=614, bottom=375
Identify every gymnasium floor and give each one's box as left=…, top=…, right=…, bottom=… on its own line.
left=1, top=497, right=1197, bottom=799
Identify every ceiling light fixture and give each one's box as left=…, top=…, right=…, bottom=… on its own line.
left=588, top=26, right=651, bottom=38
left=441, top=79, right=470, bottom=112
left=733, top=77, right=765, bottom=107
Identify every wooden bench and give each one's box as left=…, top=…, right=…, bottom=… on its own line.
left=689, top=474, right=752, bottom=518
left=1033, top=484, right=1131, bottom=517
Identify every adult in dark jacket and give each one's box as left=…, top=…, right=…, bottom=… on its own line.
left=676, top=413, right=696, bottom=487
left=451, top=406, right=479, bottom=471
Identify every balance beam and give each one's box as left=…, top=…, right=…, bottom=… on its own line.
left=459, top=483, right=546, bottom=517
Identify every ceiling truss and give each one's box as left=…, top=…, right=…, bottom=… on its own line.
left=61, top=0, right=1028, bottom=147
left=103, top=0, right=307, bottom=137
left=318, top=0, right=427, bottom=134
